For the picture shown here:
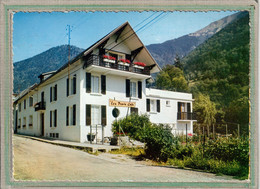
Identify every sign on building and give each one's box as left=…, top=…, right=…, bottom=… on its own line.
left=109, top=99, right=136, bottom=107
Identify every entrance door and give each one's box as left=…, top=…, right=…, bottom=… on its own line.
left=40, top=113, right=44, bottom=136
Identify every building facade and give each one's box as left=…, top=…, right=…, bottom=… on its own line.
left=13, top=22, right=196, bottom=143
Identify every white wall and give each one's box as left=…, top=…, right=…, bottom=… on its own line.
left=79, top=71, right=147, bottom=143
left=16, top=91, right=41, bottom=136
left=146, top=88, right=194, bottom=136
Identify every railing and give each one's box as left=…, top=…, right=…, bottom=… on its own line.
left=177, top=112, right=196, bottom=120
left=85, top=55, right=150, bottom=75
left=35, top=101, right=46, bottom=111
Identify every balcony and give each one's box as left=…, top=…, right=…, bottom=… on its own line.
left=34, top=101, right=46, bottom=111
left=84, top=55, right=150, bottom=78
left=177, top=112, right=196, bottom=121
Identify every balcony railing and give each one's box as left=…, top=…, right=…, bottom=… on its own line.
left=177, top=112, right=196, bottom=120
left=34, top=101, right=46, bottom=111
left=85, top=55, right=150, bottom=75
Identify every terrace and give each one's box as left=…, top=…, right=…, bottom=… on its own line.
left=84, top=54, right=150, bottom=77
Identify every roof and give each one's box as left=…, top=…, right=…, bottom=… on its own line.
left=14, top=22, right=161, bottom=104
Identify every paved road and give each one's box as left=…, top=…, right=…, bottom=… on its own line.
left=13, top=135, right=245, bottom=182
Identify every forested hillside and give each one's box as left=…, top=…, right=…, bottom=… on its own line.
left=183, top=12, right=249, bottom=133
left=13, top=45, right=84, bottom=93
left=146, top=11, right=245, bottom=67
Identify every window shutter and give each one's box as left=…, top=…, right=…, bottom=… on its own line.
left=138, top=81, right=142, bottom=99
left=50, top=111, right=52, bottom=127
left=73, top=75, right=77, bottom=94
left=41, top=92, right=44, bottom=102
left=101, top=75, right=106, bottom=95
left=73, top=104, right=76, bottom=125
left=66, top=78, right=69, bottom=96
left=86, top=72, right=91, bottom=93
left=54, top=109, right=57, bottom=127
left=66, top=106, right=69, bottom=126
left=54, top=84, right=57, bottom=101
left=146, top=99, right=150, bottom=112
left=187, top=103, right=191, bottom=113
left=126, top=54, right=131, bottom=62
left=178, top=102, right=181, bottom=112
left=126, top=79, right=130, bottom=97
left=50, top=87, right=52, bottom=102
left=157, top=100, right=160, bottom=113
left=86, top=104, right=91, bottom=125
left=101, top=105, right=107, bottom=126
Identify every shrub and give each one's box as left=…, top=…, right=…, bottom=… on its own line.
left=112, top=114, right=151, bottom=141
left=203, top=137, right=249, bottom=166
left=142, top=124, right=177, bottom=162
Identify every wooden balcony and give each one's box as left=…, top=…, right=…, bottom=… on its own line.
left=177, top=112, right=196, bottom=121
left=84, top=55, right=150, bottom=76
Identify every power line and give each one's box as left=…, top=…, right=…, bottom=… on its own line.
left=106, top=12, right=165, bottom=52
left=66, top=24, right=73, bottom=78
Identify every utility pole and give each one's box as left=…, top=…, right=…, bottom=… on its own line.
left=66, top=25, right=72, bottom=79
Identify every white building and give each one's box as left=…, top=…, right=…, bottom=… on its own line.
left=13, top=22, right=196, bottom=143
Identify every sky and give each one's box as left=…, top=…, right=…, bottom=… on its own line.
left=13, top=11, right=238, bottom=62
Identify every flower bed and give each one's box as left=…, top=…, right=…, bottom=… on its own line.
left=103, top=55, right=116, bottom=63
left=134, top=62, right=146, bottom=69
left=118, top=59, right=131, bottom=66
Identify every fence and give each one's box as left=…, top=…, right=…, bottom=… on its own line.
left=193, top=122, right=248, bottom=139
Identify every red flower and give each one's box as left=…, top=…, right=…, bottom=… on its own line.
left=109, top=56, right=116, bottom=60
left=119, top=59, right=130, bottom=64
left=188, top=133, right=193, bottom=136
left=134, top=62, right=146, bottom=67
left=103, top=55, right=116, bottom=61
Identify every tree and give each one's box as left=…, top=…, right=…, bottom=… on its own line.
left=193, top=93, right=217, bottom=136
left=225, top=96, right=249, bottom=135
left=155, top=65, right=188, bottom=92
left=173, top=54, right=184, bottom=70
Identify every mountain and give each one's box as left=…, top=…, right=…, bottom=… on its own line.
left=147, top=11, right=247, bottom=67
left=183, top=11, right=249, bottom=132
left=13, top=45, right=84, bottom=93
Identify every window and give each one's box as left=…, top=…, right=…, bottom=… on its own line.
left=126, top=80, right=142, bottom=98
left=24, top=99, right=26, bottom=109
left=91, top=75, right=100, bottom=93
left=150, top=100, right=156, bottom=112
left=50, top=110, right=57, bottom=127
left=49, top=133, right=59, bottom=138
left=29, top=96, right=33, bottom=107
left=166, top=100, right=171, bottom=107
left=178, top=102, right=191, bottom=113
left=18, top=103, right=21, bottom=112
left=91, top=105, right=101, bottom=125
left=66, top=105, right=76, bottom=126
left=130, top=107, right=138, bottom=114
left=178, top=102, right=191, bottom=120
left=23, top=117, right=26, bottom=127
left=86, top=104, right=106, bottom=126
left=67, top=75, right=76, bottom=96
left=29, top=115, right=33, bottom=127
left=146, top=99, right=160, bottom=113
left=50, top=85, right=57, bottom=102
left=86, top=73, right=106, bottom=94
left=18, top=119, right=21, bottom=128
left=130, top=82, right=137, bottom=98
